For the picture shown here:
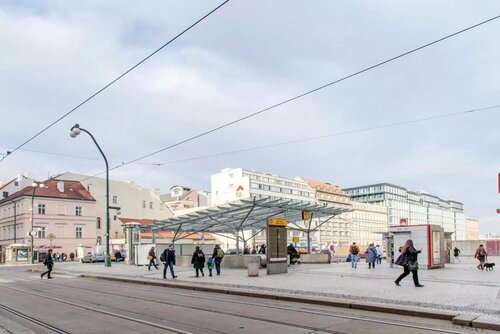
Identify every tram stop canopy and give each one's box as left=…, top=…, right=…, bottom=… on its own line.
left=144, top=197, right=352, bottom=246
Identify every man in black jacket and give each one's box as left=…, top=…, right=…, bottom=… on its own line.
left=41, top=249, right=54, bottom=279
left=161, top=244, right=177, bottom=279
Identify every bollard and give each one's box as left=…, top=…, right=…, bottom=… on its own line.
left=247, top=259, right=260, bottom=277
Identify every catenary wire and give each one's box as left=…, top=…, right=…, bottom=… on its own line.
left=72, top=104, right=500, bottom=183
left=0, top=145, right=157, bottom=165
left=148, top=105, right=500, bottom=166
left=0, top=0, right=230, bottom=162
left=97, top=14, right=500, bottom=170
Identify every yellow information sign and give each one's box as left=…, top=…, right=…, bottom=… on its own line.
left=268, top=218, right=288, bottom=226
left=292, top=236, right=300, bottom=243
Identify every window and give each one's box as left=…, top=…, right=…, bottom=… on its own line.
left=96, top=236, right=102, bottom=245
left=96, top=217, right=101, bottom=229
left=149, top=201, right=153, bottom=209
left=14, top=181, right=18, bottom=186
left=76, top=227, right=83, bottom=239
left=112, top=196, right=117, bottom=204
left=75, top=206, right=82, bottom=216
left=114, top=215, right=117, bottom=221
left=38, top=204, right=46, bottom=214
left=142, top=200, right=146, bottom=208
left=2, top=191, right=8, bottom=198
left=37, top=227, right=46, bottom=238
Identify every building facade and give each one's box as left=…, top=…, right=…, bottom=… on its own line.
left=211, top=168, right=316, bottom=206
left=58, top=173, right=173, bottom=243
left=0, top=173, right=35, bottom=199
left=465, top=217, right=480, bottom=240
left=344, top=183, right=467, bottom=240
left=160, top=186, right=210, bottom=212
left=0, top=179, right=96, bottom=258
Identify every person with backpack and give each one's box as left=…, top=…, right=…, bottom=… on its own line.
left=191, top=246, right=206, bottom=277
left=453, top=247, right=461, bottom=262
left=212, top=245, right=224, bottom=275
left=349, top=242, right=360, bottom=269
left=160, top=244, right=177, bottom=279
left=474, top=244, right=487, bottom=270
left=41, top=249, right=54, bottom=279
left=147, top=246, right=158, bottom=271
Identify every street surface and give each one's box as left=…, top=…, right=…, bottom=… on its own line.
left=0, top=267, right=497, bottom=334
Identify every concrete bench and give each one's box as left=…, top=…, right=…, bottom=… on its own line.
left=298, top=254, right=331, bottom=264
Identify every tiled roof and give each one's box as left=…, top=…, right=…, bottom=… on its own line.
left=0, top=179, right=95, bottom=204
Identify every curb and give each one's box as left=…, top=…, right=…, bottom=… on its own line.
left=28, top=269, right=500, bottom=331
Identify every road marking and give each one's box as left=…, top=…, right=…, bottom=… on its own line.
left=0, top=279, right=13, bottom=283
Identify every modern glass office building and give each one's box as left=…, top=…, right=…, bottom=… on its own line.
left=343, top=183, right=466, bottom=240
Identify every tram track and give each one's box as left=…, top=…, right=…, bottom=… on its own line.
left=0, top=283, right=199, bottom=334
left=4, top=274, right=473, bottom=334
left=0, top=303, right=70, bottom=334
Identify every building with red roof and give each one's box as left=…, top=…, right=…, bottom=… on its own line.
left=0, top=179, right=97, bottom=262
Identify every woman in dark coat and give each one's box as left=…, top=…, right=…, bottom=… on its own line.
left=395, top=239, right=424, bottom=287
left=191, top=246, right=205, bottom=277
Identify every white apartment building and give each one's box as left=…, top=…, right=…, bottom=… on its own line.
left=211, top=168, right=316, bottom=206
left=58, top=173, right=173, bottom=241
left=344, top=183, right=467, bottom=240
left=0, top=179, right=96, bottom=257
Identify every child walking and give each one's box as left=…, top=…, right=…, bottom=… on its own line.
left=207, top=257, right=215, bottom=277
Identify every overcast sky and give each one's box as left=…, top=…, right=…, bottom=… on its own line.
left=1, top=1, right=499, bottom=234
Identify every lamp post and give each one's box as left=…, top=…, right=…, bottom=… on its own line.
left=70, top=124, right=111, bottom=267
left=30, top=182, right=45, bottom=264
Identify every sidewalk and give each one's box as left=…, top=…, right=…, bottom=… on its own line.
left=34, top=256, right=500, bottom=327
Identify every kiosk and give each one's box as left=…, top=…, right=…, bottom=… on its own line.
left=389, top=224, right=445, bottom=270
left=266, top=218, right=288, bottom=275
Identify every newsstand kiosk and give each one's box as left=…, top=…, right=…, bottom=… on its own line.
left=389, top=224, right=445, bottom=270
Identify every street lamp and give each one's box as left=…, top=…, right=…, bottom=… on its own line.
left=30, top=181, right=46, bottom=264
left=70, top=124, right=111, bottom=267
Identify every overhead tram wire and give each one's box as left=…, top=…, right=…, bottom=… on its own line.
left=74, top=104, right=500, bottom=182
left=149, top=104, right=500, bottom=166
left=89, top=14, right=500, bottom=171
left=4, top=104, right=498, bottom=178
left=0, top=0, right=230, bottom=162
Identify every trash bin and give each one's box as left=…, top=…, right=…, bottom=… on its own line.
left=247, top=258, right=260, bottom=277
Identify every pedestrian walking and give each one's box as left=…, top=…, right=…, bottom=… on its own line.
left=258, top=244, right=266, bottom=254
left=453, top=247, right=461, bottom=262
left=207, top=257, right=215, bottom=276
left=474, top=244, right=487, bottom=270
left=349, top=242, right=360, bottom=269
left=365, top=243, right=378, bottom=269
left=191, top=246, right=206, bottom=277
left=395, top=239, right=424, bottom=287
left=147, top=246, right=158, bottom=271
left=375, top=244, right=383, bottom=265
left=160, top=244, right=177, bottom=279
left=212, top=245, right=225, bottom=275
left=41, top=249, right=54, bottom=279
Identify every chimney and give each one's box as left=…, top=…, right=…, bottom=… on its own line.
left=57, top=181, right=64, bottom=193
